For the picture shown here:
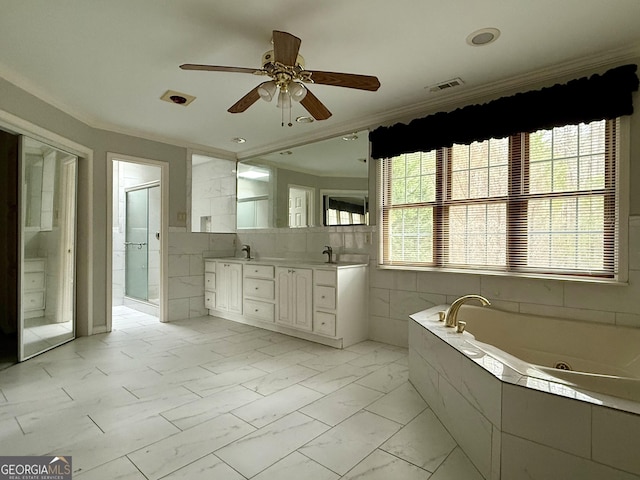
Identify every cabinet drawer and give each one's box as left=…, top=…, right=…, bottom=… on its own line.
left=24, top=259, right=45, bottom=273
left=314, top=269, right=336, bottom=286
left=23, top=291, right=45, bottom=311
left=314, top=311, right=336, bottom=336
left=244, top=278, right=274, bottom=300
left=244, top=299, right=275, bottom=322
left=24, top=272, right=45, bottom=291
left=315, top=285, right=336, bottom=309
left=204, top=292, right=216, bottom=309
left=205, top=261, right=216, bottom=273
left=244, top=264, right=274, bottom=279
left=204, top=272, right=216, bottom=291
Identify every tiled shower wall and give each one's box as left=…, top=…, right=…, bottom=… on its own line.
left=168, top=216, right=640, bottom=345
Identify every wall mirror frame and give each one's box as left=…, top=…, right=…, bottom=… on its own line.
left=236, top=129, right=371, bottom=229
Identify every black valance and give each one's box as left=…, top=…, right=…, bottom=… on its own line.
left=369, top=64, right=639, bottom=159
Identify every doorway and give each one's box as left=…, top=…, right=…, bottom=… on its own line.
left=288, top=185, right=314, bottom=228
left=109, top=157, right=166, bottom=324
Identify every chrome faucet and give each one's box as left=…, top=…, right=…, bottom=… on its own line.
left=241, top=244, right=251, bottom=259
left=322, top=245, right=333, bottom=264
left=444, top=294, right=491, bottom=328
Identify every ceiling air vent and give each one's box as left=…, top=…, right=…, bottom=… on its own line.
left=428, top=78, right=464, bottom=93
left=160, top=89, right=196, bottom=106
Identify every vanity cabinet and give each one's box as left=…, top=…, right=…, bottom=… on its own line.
left=23, top=258, right=46, bottom=318
left=211, top=260, right=243, bottom=314
left=243, top=264, right=275, bottom=322
left=276, top=267, right=312, bottom=331
left=204, top=258, right=367, bottom=348
left=204, top=261, right=216, bottom=309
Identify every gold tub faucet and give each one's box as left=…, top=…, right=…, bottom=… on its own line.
left=444, top=294, right=491, bottom=329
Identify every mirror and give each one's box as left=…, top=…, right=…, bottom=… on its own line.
left=321, top=189, right=368, bottom=226
left=20, top=137, right=77, bottom=360
left=237, top=130, right=369, bottom=229
left=191, top=153, right=237, bottom=233
left=24, top=142, right=57, bottom=231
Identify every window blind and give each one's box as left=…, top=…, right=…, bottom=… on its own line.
left=380, top=119, right=618, bottom=278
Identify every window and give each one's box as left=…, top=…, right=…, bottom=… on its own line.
left=380, top=119, right=619, bottom=278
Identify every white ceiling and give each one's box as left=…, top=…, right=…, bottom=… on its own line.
left=1, top=0, right=639, bottom=161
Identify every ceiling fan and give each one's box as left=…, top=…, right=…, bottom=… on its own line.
left=180, top=30, right=381, bottom=124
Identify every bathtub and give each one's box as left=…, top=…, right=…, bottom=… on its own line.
left=452, top=304, right=640, bottom=403
left=409, top=305, right=640, bottom=479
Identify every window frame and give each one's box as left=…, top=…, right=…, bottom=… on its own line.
left=378, top=118, right=630, bottom=283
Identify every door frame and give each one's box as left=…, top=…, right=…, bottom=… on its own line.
left=106, top=153, right=169, bottom=327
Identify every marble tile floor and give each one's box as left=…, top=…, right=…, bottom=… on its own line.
left=0, top=306, right=482, bottom=479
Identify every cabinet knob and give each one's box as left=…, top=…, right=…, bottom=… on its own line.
left=255, top=309, right=259, bottom=312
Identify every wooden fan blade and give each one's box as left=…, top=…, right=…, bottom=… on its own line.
left=300, top=88, right=332, bottom=120
left=228, top=86, right=261, bottom=113
left=272, top=30, right=301, bottom=65
left=180, top=64, right=262, bottom=74
left=305, top=70, right=381, bottom=91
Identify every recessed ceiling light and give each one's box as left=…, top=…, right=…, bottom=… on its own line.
left=295, top=116, right=314, bottom=123
left=231, top=137, right=246, bottom=144
left=466, top=28, right=501, bottom=47
left=342, top=133, right=359, bottom=141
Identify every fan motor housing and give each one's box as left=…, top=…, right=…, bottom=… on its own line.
left=262, top=50, right=305, bottom=69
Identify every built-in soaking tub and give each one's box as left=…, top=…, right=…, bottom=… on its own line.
left=452, top=304, right=640, bottom=402
left=409, top=304, right=640, bottom=480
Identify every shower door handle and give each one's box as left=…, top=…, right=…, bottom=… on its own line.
left=124, top=242, right=148, bottom=249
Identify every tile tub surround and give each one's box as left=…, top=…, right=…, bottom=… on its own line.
left=1, top=306, right=485, bottom=479
left=409, top=306, right=640, bottom=480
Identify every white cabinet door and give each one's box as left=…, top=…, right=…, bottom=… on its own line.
left=276, top=267, right=312, bottom=331
left=215, top=261, right=243, bottom=314
left=227, top=262, right=243, bottom=314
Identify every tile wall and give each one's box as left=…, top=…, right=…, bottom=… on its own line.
left=167, top=232, right=236, bottom=321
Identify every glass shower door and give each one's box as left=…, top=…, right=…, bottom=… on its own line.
left=125, top=187, right=149, bottom=301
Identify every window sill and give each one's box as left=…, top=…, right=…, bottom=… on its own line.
left=376, top=263, right=629, bottom=286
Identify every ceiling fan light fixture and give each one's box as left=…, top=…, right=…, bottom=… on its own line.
left=288, top=81, right=307, bottom=102
left=276, top=89, right=292, bottom=109
left=257, top=81, right=277, bottom=102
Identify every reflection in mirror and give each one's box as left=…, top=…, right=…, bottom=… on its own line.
left=289, top=185, right=315, bottom=228
left=322, top=190, right=368, bottom=226
left=20, top=137, right=77, bottom=360
left=237, top=163, right=273, bottom=228
left=191, top=153, right=236, bottom=233
left=237, top=130, right=369, bottom=229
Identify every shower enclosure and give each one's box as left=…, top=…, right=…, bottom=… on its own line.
left=125, top=183, right=160, bottom=305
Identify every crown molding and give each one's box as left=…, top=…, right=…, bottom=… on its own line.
left=1, top=43, right=638, bottom=161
